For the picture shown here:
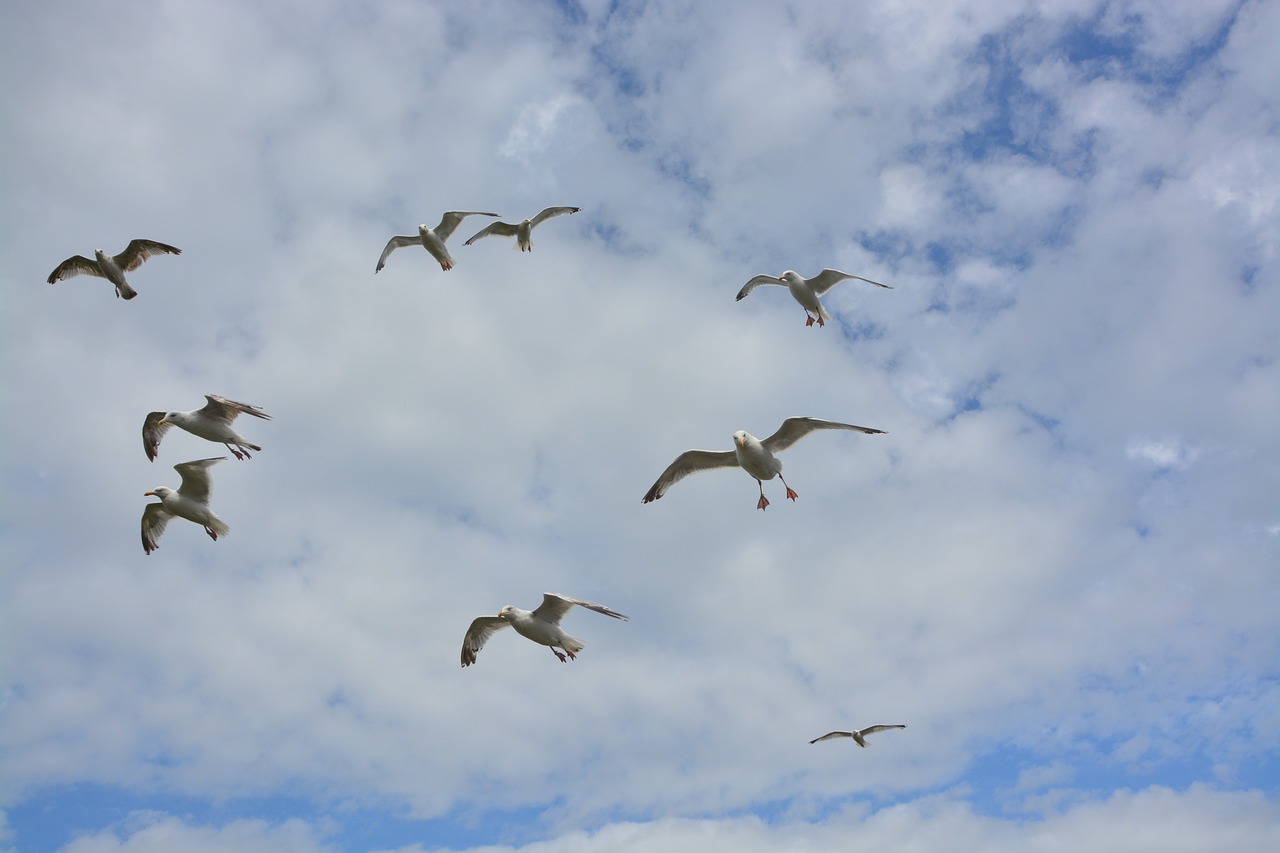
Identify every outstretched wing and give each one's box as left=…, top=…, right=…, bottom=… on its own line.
left=760, top=417, right=886, bottom=454
left=200, top=395, right=271, bottom=425
left=642, top=449, right=739, bottom=503
left=461, top=616, right=510, bottom=667
left=463, top=221, right=520, bottom=245
left=528, top=206, right=581, bottom=228
left=115, top=239, right=181, bottom=272
left=808, top=268, right=891, bottom=295
left=141, top=503, right=172, bottom=555
left=857, top=724, right=907, bottom=739
left=735, top=274, right=785, bottom=301
left=532, top=593, right=629, bottom=625
left=47, top=255, right=103, bottom=284
left=809, top=731, right=854, bottom=744
left=173, top=457, right=225, bottom=502
left=143, top=411, right=174, bottom=461
left=434, top=211, right=499, bottom=242
left=375, top=235, right=419, bottom=272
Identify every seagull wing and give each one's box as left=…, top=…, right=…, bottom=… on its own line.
left=143, top=411, right=174, bottom=461
left=642, top=449, right=740, bottom=503
left=173, top=457, right=225, bottom=503
left=809, top=731, right=854, bottom=744
left=760, top=417, right=886, bottom=454
left=47, top=255, right=103, bottom=284
left=528, top=206, right=581, bottom=228
left=434, top=211, right=500, bottom=242
left=463, top=221, right=520, bottom=245
left=115, top=239, right=181, bottom=272
left=808, top=268, right=891, bottom=295
left=735, top=274, right=785, bottom=301
left=201, top=395, right=272, bottom=424
left=857, top=724, right=907, bottom=738
left=141, top=503, right=172, bottom=555
left=461, top=616, right=510, bottom=667
left=532, top=593, right=629, bottom=625
left=375, top=235, right=420, bottom=272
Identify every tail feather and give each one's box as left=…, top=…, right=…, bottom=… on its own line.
left=207, top=516, right=230, bottom=538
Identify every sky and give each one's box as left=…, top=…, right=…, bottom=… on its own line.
left=1, top=0, right=1278, bottom=851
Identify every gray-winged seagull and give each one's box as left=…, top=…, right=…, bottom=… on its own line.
left=642, top=416, right=886, bottom=510
left=463, top=206, right=580, bottom=252
left=737, top=268, right=891, bottom=327
left=376, top=211, right=499, bottom=272
left=144, top=395, right=271, bottom=461
left=47, top=239, right=181, bottom=300
left=142, top=457, right=228, bottom=554
left=810, top=724, right=906, bottom=746
left=461, top=593, right=628, bottom=667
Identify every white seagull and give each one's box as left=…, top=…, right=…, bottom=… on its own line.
left=376, top=211, right=499, bottom=272
left=463, top=206, right=580, bottom=252
left=736, top=268, right=891, bottom=327
left=810, top=724, right=907, bottom=747
left=143, top=395, right=271, bottom=461
left=141, top=457, right=229, bottom=554
left=461, top=593, right=628, bottom=667
left=47, top=239, right=181, bottom=300
left=643, top=417, right=886, bottom=510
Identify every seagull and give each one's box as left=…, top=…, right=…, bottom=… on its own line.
left=642, top=416, right=886, bottom=510
left=461, top=592, right=628, bottom=667
left=375, top=211, right=499, bottom=272
left=46, top=239, right=181, bottom=300
left=141, top=457, right=229, bottom=554
left=736, top=268, right=891, bottom=327
left=463, top=206, right=580, bottom=252
left=143, top=395, right=271, bottom=461
left=810, top=724, right=907, bottom=747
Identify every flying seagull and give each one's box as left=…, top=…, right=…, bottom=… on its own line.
left=461, top=592, right=628, bottom=667
left=141, top=457, right=229, bottom=554
left=376, top=211, right=499, bottom=272
left=642, top=416, right=886, bottom=510
left=47, top=239, right=181, bottom=300
left=463, top=206, right=580, bottom=252
left=143, top=395, right=271, bottom=461
left=810, top=724, right=907, bottom=747
left=736, top=268, right=891, bottom=327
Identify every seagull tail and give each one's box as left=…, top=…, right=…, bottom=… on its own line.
left=207, top=517, right=230, bottom=539
left=816, top=303, right=832, bottom=325
left=561, top=634, right=584, bottom=655
left=118, top=282, right=138, bottom=300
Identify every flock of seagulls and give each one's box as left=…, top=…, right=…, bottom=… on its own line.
left=47, top=205, right=902, bottom=752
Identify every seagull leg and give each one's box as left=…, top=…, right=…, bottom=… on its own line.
left=224, top=443, right=247, bottom=461
left=551, top=647, right=568, bottom=663
left=805, top=314, right=816, bottom=327
left=204, top=526, right=219, bottom=541
left=780, top=474, right=798, bottom=501
left=756, top=480, right=770, bottom=511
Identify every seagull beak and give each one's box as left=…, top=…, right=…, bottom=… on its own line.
left=144, top=490, right=157, bottom=497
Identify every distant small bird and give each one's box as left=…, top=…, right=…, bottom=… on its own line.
left=143, top=395, right=271, bottom=461
left=463, top=206, right=580, bottom=252
left=47, top=239, right=181, bottom=300
left=141, top=458, right=229, bottom=554
left=810, top=724, right=907, bottom=746
left=461, top=592, right=628, bottom=667
left=737, top=268, right=891, bottom=327
left=643, top=417, right=886, bottom=510
left=376, top=211, right=499, bottom=272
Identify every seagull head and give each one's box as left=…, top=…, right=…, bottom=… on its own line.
left=733, top=430, right=748, bottom=448
left=144, top=487, right=173, bottom=499
left=497, top=605, right=514, bottom=620
left=779, top=270, right=801, bottom=283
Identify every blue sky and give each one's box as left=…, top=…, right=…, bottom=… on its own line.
left=1, top=1, right=1277, bottom=851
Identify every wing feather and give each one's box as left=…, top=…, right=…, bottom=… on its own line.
left=201, top=395, right=271, bottom=424
left=858, top=724, right=907, bottom=738
left=533, top=593, right=629, bottom=624
left=47, top=255, right=103, bottom=283
left=735, top=274, right=785, bottom=301
left=528, top=206, right=581, bottom=227
left=808, top=268, right=891, bottom=295
left=435, top=211, right=499, bottom=242
left=115, top=239, right=181, bottom=272
left=141, top=503, right=172, bottom=555
left=375, top=235, right=420, bottom=272
left=143, top=411, right=174, bottom=461
left=463, top=221, right=520, bottom=245
left=642, top=449, right=739, bottom=503
left=761, top=417, right=886, bottom=454
left=173, top=457, right=224, bottom=502
left=809, top=731, right=854, bottom=744
left=461, top=616, right=510, bottom=667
